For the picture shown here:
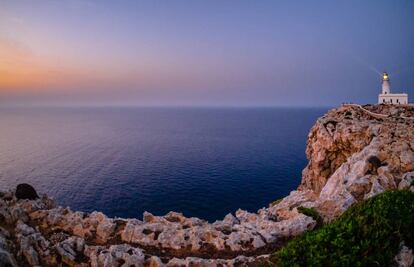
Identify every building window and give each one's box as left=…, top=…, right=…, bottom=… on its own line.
left=397, top=99, right=399, bottom=104
left=390, top=99, right=393, bottom=103
left=383, top=99, right=385, bottom=103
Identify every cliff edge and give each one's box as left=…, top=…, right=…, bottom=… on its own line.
left=1, top=104, right=413, bottom=266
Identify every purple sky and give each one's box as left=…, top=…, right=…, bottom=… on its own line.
left=1, top=0, right=413, bottom=107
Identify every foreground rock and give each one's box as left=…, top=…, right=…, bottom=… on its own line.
left=394, top=245, right=414, bottom=267
left=0, top=104, right=413, bottom=266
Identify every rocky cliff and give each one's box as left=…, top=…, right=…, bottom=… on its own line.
left=1, top=104, right=413, bottom=267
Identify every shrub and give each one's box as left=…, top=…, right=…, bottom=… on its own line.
left=297, top=206, right=323, bottom=227
left=269, top=190, right=414, bottom=266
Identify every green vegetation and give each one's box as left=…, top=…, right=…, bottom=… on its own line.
left=297, top=206, right=323, bottom=227
left=269, top=190, right=414, bottom=266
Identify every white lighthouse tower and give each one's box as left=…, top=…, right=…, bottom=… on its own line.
left=378, top=72, right=408, bottom=104
left=381, top=72, right=390, bottom=94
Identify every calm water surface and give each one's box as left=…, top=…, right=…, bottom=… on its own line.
left=0, top=107, right=326, bottom=221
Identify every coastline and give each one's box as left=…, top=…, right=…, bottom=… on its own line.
left=1, top=104, right=414, bottom=266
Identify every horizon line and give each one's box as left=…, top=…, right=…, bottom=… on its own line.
left=0, top=103, right=337, bottom=109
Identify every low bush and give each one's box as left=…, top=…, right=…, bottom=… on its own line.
left=269, top=190, right=414, bottom=266
left=297, top=206, right=323, bottom=227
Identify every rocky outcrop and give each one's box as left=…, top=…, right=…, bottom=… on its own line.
left=300, top=108, right=375, bottom=193
left=0, top=192, right=311, bottom=266
left=301, top=104, right=414, bottom=220
left=1, top=104, right=413, bottom=266
left=394, top=245, right=414, bottom=267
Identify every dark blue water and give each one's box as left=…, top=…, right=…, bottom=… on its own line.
left=0, top=107, right=326, bottom=222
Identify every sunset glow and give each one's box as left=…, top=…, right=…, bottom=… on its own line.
left=1, top=0, right=413, bottom=106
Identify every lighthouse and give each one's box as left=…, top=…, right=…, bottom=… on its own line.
left=381, top=72, right=390, bottom=94
left=378, top=72, right=408, bottom=104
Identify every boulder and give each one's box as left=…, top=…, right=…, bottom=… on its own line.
left=15, top=183, right=39, bottom=200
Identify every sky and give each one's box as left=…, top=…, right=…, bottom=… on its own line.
left=0, top=0, right=413, bottom=107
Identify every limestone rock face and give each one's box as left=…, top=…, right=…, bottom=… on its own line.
left=0, top=227, right=18, bottom=267
left=0, top=185, right=316, bottom=266
left=394, top=245, right=414, bottom=267
left=1, top=104, right=413, bottom=266
left=85, top=244, right=145, bottom=267
left=299, top=105, right=414, bottom=220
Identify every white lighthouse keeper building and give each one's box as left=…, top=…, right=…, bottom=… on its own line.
left=378, top=72, right=408, bottom=104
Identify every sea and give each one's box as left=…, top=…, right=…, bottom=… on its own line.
left=0, top=107, right=327, bottom=222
